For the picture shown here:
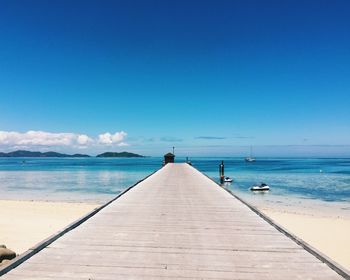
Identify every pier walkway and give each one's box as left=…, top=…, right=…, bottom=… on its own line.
left=1, top=163, right=348, bottom=279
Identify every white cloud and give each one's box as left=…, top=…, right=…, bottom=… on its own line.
left=98, top=131, right=127, bottom=145
left=117, top=142, right=129, bottom=147
left=98, top=133, right=113, bottom=144
left=77, top=134, right=92, bottom=145
left=0, top=131, right=93, bottom=147
left=0, top=130, right=128, bottom=150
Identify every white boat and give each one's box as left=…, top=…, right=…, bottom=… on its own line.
left=250, top=183, right=270, bottom=191
left=245, top=157, right=256, bottom=162
left=224, top=176, right=233, bottom=183
left=245, top=146, right=256, bottom=162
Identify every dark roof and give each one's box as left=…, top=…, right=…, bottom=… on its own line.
left=164, top=153, right=175, bottom=157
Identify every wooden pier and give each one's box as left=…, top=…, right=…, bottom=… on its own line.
left=1, top=163, right=349, bottom=279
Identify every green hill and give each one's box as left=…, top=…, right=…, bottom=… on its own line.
left=96, top=152, right=144, bottom=158
left=0, top=150, right=90, bottom=157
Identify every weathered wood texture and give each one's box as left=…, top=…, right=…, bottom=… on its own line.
left=1, top=163, right=347, bottom=279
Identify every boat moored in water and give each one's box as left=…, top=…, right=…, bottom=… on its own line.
left=250, top=183, right=270, bottom=191
left=223, top=176, right=233, bottom=183
left=245, top=146, right=256, bottom=162
left=245, top=157, right=256, bottom=162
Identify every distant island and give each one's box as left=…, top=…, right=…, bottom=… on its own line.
left=96, top=152, right=144, bottom=158
left=0, top=150, right=145, bottom=158
left=0, top=150, right=91, bottom=158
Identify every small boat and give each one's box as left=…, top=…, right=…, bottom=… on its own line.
left=245, top=157, right=256, bottom=162
left=245, top=146, right=256, bottom=162
left=224, top=176, right=233, bottom=183
left=250, top=183, right=270, bottom=191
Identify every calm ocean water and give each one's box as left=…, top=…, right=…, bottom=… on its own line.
left=0, top=157, right=349, bottom=203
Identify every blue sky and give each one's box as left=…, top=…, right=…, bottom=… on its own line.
left=0, top=0, right=349, bottom=156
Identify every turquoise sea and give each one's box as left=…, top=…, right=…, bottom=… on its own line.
left=0, top=157, right=350, bottom=203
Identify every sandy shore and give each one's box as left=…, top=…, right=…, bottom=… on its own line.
left=0, top=200, right=100, bottom=255
left=258, top=201, right=350, bottom=271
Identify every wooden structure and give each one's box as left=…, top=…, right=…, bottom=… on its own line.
left=163, top=152, right=175, bottom=164
left=1, top=163, right=349, bottom=279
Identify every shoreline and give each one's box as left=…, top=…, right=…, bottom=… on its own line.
left=0, top=200, right=100, bottom=256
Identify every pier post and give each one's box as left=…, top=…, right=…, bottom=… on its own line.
left=219, top=160, right=224, bottom=184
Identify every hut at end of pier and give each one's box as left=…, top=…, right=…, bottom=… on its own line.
left=163, top=153, right=175, bottom=165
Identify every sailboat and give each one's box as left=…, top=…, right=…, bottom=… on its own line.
left=245, top=146, right=256, bottom=162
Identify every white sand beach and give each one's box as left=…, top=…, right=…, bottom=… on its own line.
left=0, top=200, right=100, bottom=256
left=257, top=200, right=350, bottom=271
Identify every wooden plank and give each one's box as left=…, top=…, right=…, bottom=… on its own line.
left=4, top=263, right=342, bottom=280
left=1, top=163, right=349, bottom=279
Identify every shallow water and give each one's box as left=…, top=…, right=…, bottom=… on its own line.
left=0, top=157, right=160, bottom=202
left=0, top=157, right=349, bottom=204
left=192, top=158, right=350, bottom=203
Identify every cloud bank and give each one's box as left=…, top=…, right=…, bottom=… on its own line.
left=160, top=136, right=183, bottom=142
left=0, top=130, right=128, bottom=149
left=195, top=136, right=226, bottom=140
left=195, top=136, right=255, bottom=140
left=98, top=131, right=128, bottom=145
